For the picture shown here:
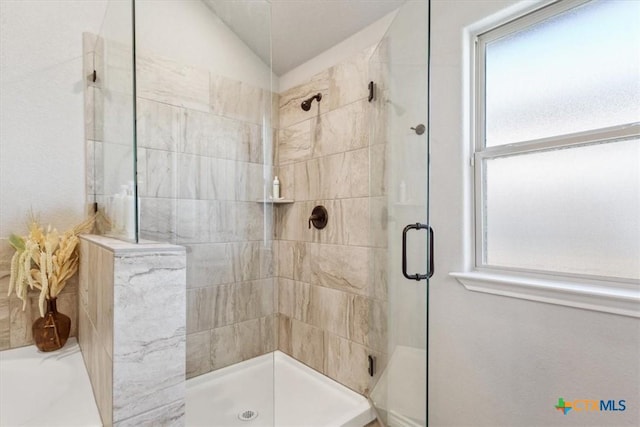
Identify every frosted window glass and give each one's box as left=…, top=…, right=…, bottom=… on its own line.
left=485, top=0, right=640, bottom=147
left=484, top=138, right=640, bottom=280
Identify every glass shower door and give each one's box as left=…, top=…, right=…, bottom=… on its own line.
left=369, top=1, right=430, bottom=425
left=92, top=0, right=138, bottom=242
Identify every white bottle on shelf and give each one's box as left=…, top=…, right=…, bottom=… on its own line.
left=124, top=181, right=136, bottom=239
left=273, top=176, right=280, bottom=199
left=112, top=185, right=128, bottom=233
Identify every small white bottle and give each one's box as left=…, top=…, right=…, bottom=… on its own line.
left=124, top=181, right=136, bottom=239
left=113, top=185, right=128, bottom=233
left=273, top=176, right=280, bottom=199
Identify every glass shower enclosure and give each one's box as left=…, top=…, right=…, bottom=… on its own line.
left=134, top=0, right=277, bottom=424
left=369, top=1, right=431, bottom=425
left=87, top=0, right=138, bottom=242
left=89, top=0, right=431, bottom=425
left=89, top=0, right=276, bottom=422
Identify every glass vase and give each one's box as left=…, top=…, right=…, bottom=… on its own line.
left=32, top=297, right=71, bottom=352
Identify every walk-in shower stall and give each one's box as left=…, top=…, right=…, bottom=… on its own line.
left=85, top=0, right=431, bottom=425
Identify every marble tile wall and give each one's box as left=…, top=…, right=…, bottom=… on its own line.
left=0, top=238, right=79, bottom=351
left=275, top=46, right=389, bottom=396
left=85, top=30, right=277, bottom=378
left=83, top=32, right=389, bottom=400
left=79, top=235, right=186, bottom=427
left=128, top=43, right=277, bottom=377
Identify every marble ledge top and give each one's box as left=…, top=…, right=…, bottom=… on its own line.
left=80, top=234, right=185, bottom=255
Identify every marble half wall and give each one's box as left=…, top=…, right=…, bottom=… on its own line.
left=79, top=234, right=186, bottom=426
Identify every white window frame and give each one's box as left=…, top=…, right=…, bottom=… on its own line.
left=452, top=0, right=640, bottom=318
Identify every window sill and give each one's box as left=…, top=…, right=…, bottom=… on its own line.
left=450, top=271, right=640, bottom=318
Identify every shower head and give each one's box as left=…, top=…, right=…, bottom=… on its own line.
left=301, top=93, right=322, bottom=111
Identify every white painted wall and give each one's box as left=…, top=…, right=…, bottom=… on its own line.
left=278, top=10, right=397, bottom=92
left=0, top=0, right=108, bottom=237
left=429, top=1, right=640, bottom=425
left=135, top=0, right=275, bottom=91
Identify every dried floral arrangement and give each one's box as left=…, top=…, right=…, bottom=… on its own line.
left=7, top=215, right=94, bottom=316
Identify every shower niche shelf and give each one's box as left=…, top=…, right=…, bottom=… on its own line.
left=256, top=199, right=294, bottom=205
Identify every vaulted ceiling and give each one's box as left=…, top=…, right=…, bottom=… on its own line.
left=204, top=0, right=404, bottom=75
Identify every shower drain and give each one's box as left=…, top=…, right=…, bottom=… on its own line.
left=238, top=410, right=258, bottom=422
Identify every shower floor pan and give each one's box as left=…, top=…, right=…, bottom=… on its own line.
left=186, top=350, right=376, bottom=427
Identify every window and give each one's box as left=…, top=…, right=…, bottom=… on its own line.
left=474, top=0, right=640, bottom=282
